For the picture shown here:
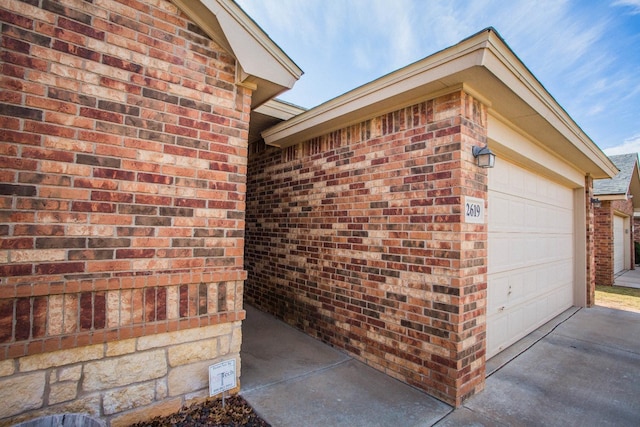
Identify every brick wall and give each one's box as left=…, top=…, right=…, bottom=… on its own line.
left=594, top=198, right=634, bottom=286
left=595, top=201, right=615, bottom=286
left=245, top=90, right=489, bottom=407
left=0, top=0, right=249, bottom=423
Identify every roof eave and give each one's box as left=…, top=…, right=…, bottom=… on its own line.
left=262, top=28, right=616, bottom=179
left=172, top=0, right=303, bottom=108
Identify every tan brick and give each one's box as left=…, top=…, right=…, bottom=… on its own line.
left=48, top=381, right=78, bottom=405
left=58, top=365, right=82, bottom=382
left=106, top=338, right=136, bottom=357
left=106, top=290, right=121, bottom=329
left=10, top=249, right=66, bottom=263
left=83, top=350, right=166, bottom=391
left=167, top=338, right=219, bottom=368
left=219, top=335, right=230, bottom=356
left=0, top=372, right=45, bottom=417
left=103, top=381, right=156, bottom=415
left=230, top=326, right=242, bottom=354
left=156, top=378, right=168, bottom=400
left=67, top=225, right=115, bottom=236
left=63, top=293, right=78, bottom=335
left=166, top=286, right=179, bottom=319
left=137, top=323, right=232, bottom=351
left=0, top=360, right=15, bottom=377
left=20, top=345, right=103, bottom=372
left=167, top=359, right=210, bottom=397
left=207, top=283, right=218, bottom=314
left=47, top=295, right=64, bottom=336
left=47, top=395, right=101, bottom=417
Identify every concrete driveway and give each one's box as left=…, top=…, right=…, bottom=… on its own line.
left=241, top=305, right=640, bottom=426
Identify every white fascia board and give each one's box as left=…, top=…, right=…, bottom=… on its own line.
left=480, top=33, right=617, bottom=179
left=254, top=99, right=306, bottom=121
left=262, top=36, right=490, bottom=147
left=598, top=194, right=628, bottom=201
left=209, top=0, right=301, bottom=88
left=172, top=0, right=302, bottom=101
left=263, top=28, right=616, bottom=180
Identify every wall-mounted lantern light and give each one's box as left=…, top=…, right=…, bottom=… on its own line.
left=591, top=197, right=602, bottom=208
left=472, top=145, right=496, bottom=168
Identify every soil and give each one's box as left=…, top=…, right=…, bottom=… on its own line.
left=129, top=395, right=270, bottom=427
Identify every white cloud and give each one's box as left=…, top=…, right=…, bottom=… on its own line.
left=612, top=0, right=640, bottom=14
left=586, top=104, right=605, bottom=116
left=603, top=135, right=640, bottom=155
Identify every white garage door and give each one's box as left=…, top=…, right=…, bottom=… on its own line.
left=613, top=214, right=625, bottom=274
left=487, top=159, right=574, bottom=358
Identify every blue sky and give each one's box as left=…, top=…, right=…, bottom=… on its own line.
left=236, top=0, right=640, bottom=155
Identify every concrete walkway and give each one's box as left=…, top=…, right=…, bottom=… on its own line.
left=240, top=305, right=640, bottom=426
left=614, top=268, right=640, bottom=289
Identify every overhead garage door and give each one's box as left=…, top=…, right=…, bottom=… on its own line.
left=487, top=159, right=574, bottom=358
left=613, top=214, right=626, bottom=274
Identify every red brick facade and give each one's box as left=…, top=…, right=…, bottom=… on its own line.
left=245, top=91, right=489, bottom=406
left=594, top=198, right=634, bottom=286
left=0, top=0, right=249, bottom=422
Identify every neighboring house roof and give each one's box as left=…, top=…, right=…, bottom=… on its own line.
left=171, top=0, right=303, bottom=108
left=261, top=27, right=617, bottom=180
left=594, top=153, right=640, bottom=210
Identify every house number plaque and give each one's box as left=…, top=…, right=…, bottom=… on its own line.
left=464, top=197, right=485, bottom=224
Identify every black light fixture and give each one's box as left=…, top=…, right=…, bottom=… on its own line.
left=472, top=144, right=496, bottom=168
left=591, top=197, right=602, bottom=208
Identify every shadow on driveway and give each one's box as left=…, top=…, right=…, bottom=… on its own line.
left=241, top=305, right=640, bottom=426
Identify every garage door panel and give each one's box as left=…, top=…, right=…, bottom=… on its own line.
left=490, top=162, right=573, bottom=208
left=488, top=260, right=571, bottom=309
left=487, top=275, right=510, bottom=313
left=614, top=215, right=625, bottom=274
left=489, top=234, right=572, bottom=274
left=489, top=197, right=572, bottom=234
left=488, top=159, right=574, bottom=358
left=488, top=284, right=573, bottom=355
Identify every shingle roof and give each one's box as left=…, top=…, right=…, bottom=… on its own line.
left=593, top=153, right=639, bottom=196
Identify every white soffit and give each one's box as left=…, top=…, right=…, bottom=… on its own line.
left=262, top=28, right=616, bottom=180
left=254, top=99, right=306, bottom=120
left=171, top=0, right=303, bottom=107
left=249, top=99, right=306, bottom=144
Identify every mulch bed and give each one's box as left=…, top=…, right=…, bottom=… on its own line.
left=129, top=395, right=270, bottom=427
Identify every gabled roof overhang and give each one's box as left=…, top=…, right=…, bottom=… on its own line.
left=602, top=160, right=640, bottom=212
left=262, top=28, right=616, bottom=179
left=595, top=153, right=640, bottom=211
left=171, top=0, right=303, bottom=108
